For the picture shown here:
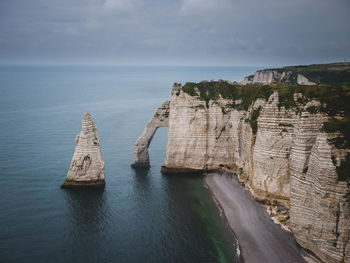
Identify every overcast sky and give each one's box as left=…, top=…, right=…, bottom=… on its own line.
left=0, top=0, right=349, bottom=66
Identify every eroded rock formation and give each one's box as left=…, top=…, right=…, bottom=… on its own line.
left=131, top=101, right=170, bottom=168
left=162, top=84, right=251, bottom=174
left=61, top=112, right=105, bottom=188
left=291, top=129, right=350, bottom=262
left=134, top=77, right=350, bottom=262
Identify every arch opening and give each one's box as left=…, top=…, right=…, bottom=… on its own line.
left=131, top=101, right=170, bottom=168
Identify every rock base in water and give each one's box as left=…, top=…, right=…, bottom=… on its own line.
left=61, top=179, right=105, bottom=189
left=130, top=162, right=150, bottom=169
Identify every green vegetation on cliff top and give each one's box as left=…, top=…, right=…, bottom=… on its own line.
left=182, top=81, right=350, bottom=113
left=272, top=62, right=350, bottom=85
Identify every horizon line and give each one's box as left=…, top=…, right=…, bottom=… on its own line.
left=0, top=60, right=344, bottom=69
left=0, top=62, right=270, bottom=68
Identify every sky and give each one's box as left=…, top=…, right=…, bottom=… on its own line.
left=0, top=0, right=349, bottom=66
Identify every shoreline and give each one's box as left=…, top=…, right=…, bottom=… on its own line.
left=203, top=179, right=245, bottom=263
left=204, top=172, right=305, bottom=263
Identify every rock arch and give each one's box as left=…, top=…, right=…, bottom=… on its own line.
left=131, top=101, right=170, bottom=168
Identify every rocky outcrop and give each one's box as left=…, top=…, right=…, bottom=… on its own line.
left=61, top=113, right=105, bottom=188
left=134, top=80, right=349, bottom=262
left=248, top=92, right=297, bottom=205
left=161, top=83, right=251, bottom=174
left=290, top=124, right=350, bottom=262
left=240, top=69, right=316, bottom=85
left=162, top=86, right=301, bottom=206
left=131, top=101, right=170, bottom=168
left=297, top=73, right=316, bottom=85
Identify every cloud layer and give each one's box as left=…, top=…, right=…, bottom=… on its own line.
left=0, top=0, right=349, bottom=66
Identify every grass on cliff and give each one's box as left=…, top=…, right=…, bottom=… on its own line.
left=245, top=106, right=262, bottom=135
left=182, top=81, right=350, bottom=113
left=182, top=81, right=271, bottom=110
left=272, top=62, right=350, bottom=85
left=182, top=81, right=350, bottom=181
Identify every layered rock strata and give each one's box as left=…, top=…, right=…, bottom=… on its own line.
left=290, top=129, right=350, bottom=262
left=134, top=82, right=350, bottom=262
left=61, top=112, right=105, bottom=188
left=161, top=84, right=252, bottom=175
left=131, top=101, right=170, bottom=168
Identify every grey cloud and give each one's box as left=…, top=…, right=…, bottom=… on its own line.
left=0, top=0, right=349, bottom=66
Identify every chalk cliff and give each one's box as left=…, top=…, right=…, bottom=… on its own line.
left=291, top=128, right=350, bottom=263
left=133, top=64, right=350, bottom=262
left=62, top=112, right=105, bottom=188
left=162, top=83, right=253, bottom=175
left=241, top=62, right=350, bottom=86
left=240, top=69, right=316, bottom=85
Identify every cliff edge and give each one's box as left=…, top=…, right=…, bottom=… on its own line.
left=241, top=62, right=350, bottom=86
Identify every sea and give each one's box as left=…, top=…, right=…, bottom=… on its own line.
left=0, top=65, right=259, bottom=263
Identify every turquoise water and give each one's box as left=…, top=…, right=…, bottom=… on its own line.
left=0, top=65, right=258, bottom=263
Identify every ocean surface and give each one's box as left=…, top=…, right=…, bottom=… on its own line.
left=0, top=65, right=259, bottom=263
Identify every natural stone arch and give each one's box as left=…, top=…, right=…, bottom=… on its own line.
left=131, top=101, right=170, bottom=168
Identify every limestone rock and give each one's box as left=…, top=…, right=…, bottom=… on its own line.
left=290, top=126, right=350, bottom=262
left=134, top=82, right=349, bottom=262
left=162, top=83, right=251, bottom=174
left=249, top=91, right=298, bottom=205
left=252, top=69, right=282, bottom=84
left=297, top=74, right=316, bottom=85
left=61, top=112, right=105, bottom=188
left=240, top=69, right=315, bottom=85
left=131, top=100, right=170, bottom=168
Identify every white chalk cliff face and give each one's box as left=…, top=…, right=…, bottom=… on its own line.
left=62, top=112, right=105, bottom=188
left=240, top=69, right=316, bottom=85
left=290, top=117, right=350, bottom=262
left=133, top=82, right=349, bottom=262
left=162, top=84, right=252, bottom=174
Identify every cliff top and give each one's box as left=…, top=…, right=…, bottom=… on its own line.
left=274, top=62, right=350, bottom=72
left=182, top=81, right=349, bottom=111
left=264, top=62, right=350, bottom=85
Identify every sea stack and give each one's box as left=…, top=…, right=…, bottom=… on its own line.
left=61, top=112, right=105, bottom=188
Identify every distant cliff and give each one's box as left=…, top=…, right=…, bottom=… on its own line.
left=241, top=62, right=350, bottom=86
left=133, top=63, right=350, bottom=262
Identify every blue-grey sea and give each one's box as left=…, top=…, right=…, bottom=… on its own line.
left=0, top=65, right=259, bottom=263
